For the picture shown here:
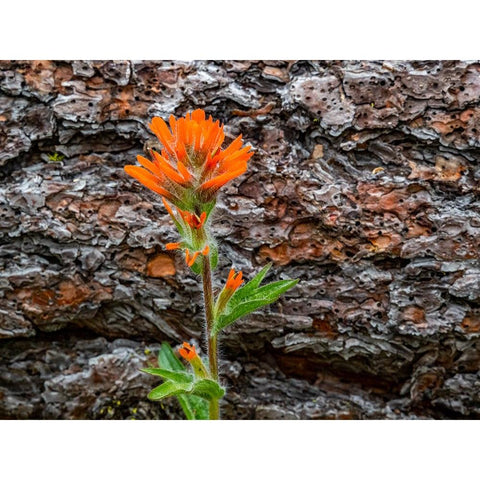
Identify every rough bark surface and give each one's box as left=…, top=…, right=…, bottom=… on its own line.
left=1, top=60, right=479, bottom=419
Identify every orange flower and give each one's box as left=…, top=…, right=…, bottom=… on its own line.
left=214, top=267, right=244, bottom=316
left=184, top=248, right=200, bottom=267
left=178, top=209, right=207, bottom=230
left=184, top=246, right=209, bottom=267
left=178, top=341, right=209, bottom=378
left=179, top=342, right=197, bottom=361
left=225, top=268, right=243, bottom=292
left=124, top=109, right=253, bottom=209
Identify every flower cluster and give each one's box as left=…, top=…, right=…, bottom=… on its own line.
left=124, top=109, right=253, bottom=212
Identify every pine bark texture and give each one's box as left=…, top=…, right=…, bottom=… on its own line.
left=1, top=60, right=480, bottom=419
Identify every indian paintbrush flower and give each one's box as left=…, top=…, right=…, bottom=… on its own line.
left=178, top=342, right=209, bottom=379
left=125, top=109, right=298, bottom=419
left=124, top=109, right=253, bottom=213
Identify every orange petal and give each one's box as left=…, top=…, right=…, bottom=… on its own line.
left=216, top=134, right=243, bottom=162
left=199, top=166, right=247, bottom=192
left=124, top=165, right=173, bottom=199
left=210, top=128, right=225, bottom=155
left=151, top=150, right=187, bottom=185
left=168, top=115, right=177, bottom=137
left=176, top=160, right=192, bottom=182
left=176, top=119, right=188, bottom=160
left=136, top=154, right=164, bottom=179
left=192, top=121, right=201, bottom=151
left=150, top=117, right=175, bottom=156
left=165, top=242, right=181, bottom=250
left=187, top=250, right=200, bottom=267
left=221, top=145, right=252, bottom=169
left=179, top=342, right=196, bottom=361
left=235, top=271, right=244, bottom=289
left=203, top=121, right=223, bottom=153
left=202, top=244, right=210, bottom=255
left=201, top=120, right=222, bottom=153
left=162, top=197, right=175, bottom=218
left=192, top=109, right=206, bottom=123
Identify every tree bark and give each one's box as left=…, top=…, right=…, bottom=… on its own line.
left=1, top=60, right=479, bottom=419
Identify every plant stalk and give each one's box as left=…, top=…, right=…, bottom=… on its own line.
left=201, top=254, right=219, bottom=420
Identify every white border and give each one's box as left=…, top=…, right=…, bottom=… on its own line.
left=1, top=0, right=478, bottom=59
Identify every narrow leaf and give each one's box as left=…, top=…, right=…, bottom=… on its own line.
left=213, top=299, right=272, bottom=334
left=213, top=278, right=299, bottom=334
left=247, top=279, right=299, bottom=303
left=177, top=394, right=209, bottom=420
left=147, top=381, right=192, bottom=401
left=204, top=200, right=217, bottom=218
left=210, top=242, right=219, bottom=270
left=191, top=379, right=225, bottom=400
left=158, top=342, right=185, bottom=371
left=190, top=260, right=202, bottom=275
left=141, top=368, right=193, bottom=383
left=232, top=263, right=272, bottom=302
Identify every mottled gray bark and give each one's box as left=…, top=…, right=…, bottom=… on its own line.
left=1, top=60, right=479, bottom=419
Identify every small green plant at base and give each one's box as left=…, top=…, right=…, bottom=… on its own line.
left=47, top=152, right=65, bottom=162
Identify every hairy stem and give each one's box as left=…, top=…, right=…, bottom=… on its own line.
left=202, top=255, right=219, bottom=420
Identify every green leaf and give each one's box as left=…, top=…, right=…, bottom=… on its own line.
left=141, top=368, right=193, bottom=383
left=190, top=260, right=202, bottom=275
left=209, top=242, right=219, bottom=270
left=233, top=263, right=272, bottom=302
left=172, top=217, right=185, bottom=237
left=158, top=342, right=185, bottom=371
left=147, top=378, right=224, bottom=407
left=213, top=299, right=272, bottom=333
left=203, top=200, right=217, bottom=218
left=247, top=279, right=299, bottom=303
left=147, top=381, right=192, bottom=401
left=191, top=379, right=225, bottom=400
left=213, top=277, right=299, bottom=335
left=177, top=393, right=209, bottom=420
left=155, top=342, right=209, bottom=420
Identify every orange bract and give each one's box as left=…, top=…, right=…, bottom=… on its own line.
left=124, top=109, right=253, bottom=208
left=165, top=242, right=181, bottom=250
left=225, top=268, right=243, bottom=292
left=178, top=209, right=207, bottom=230
left=184, top=246, right=209, bottom=267
left=179, top=342, right=197, bottom=361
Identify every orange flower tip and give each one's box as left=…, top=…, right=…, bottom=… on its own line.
left=177, top=160, right=192, bottom=182
left=179, top=342, right=196, bottom=361
left=151, top=150, right=186, bottom=185
left=226, top=269, right=243, bottom=291
left=165, top=242, right=181, bottom=251
left=187, top=251, right=200, bottom=267
left=200, top=167, right=247, bottom=192
left=181, top=210, right=207, bottom=229
left=202, top=245, right=210, bottom=256
left=162, top=197, right=175, bottom=217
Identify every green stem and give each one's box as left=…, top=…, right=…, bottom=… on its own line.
left=201, top=254, right=220, bottom=420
